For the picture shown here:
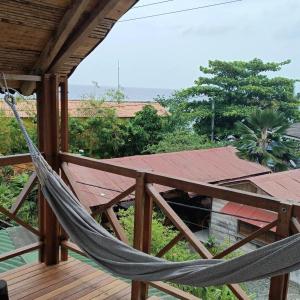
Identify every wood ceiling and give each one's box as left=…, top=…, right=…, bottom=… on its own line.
left=0, top=0, right=137, bottom=95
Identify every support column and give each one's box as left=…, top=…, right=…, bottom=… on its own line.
left=60, top=77, right=69, bottom=261
left=38, top=74, right=60, bottom=265
left=269, top=203, right=292, bottom=300
left=131, top=173, right=152, bottom=300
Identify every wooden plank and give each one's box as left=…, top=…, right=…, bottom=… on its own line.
left=0, top=205, right=40, bottom=236
left=49, top=0, right=121, bottom=73
left=10, top=172, right=37, bottom=215
left=291, top=217, right=300, bottom=234
left=149, top=282, right=199, bottom=300
left=0, top=154, right=32, bottom=167
left=4, top=74, right=41, bottom=82
left=91, top=184, right=136, bottom=215
left=156, top=232, right=184, bottom=258
left=146, top=172, right=282, bottom=212
left=60, top=152, right=138, bottom=178
left=146, top=184, right=249, bottom=300
left=269, top=203, right=293, bottom=300
left=214, top=219, right=278, bottom=259
left=21, top=1, right=90, bottom=94
left=61, top=241, right=86, bottom=257
left=0, top=242, right=42, bottom=262
left=105, top=207, right=129, bottom=244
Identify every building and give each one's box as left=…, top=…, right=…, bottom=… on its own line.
left=0, top=100, right=168, bottom=119
left=286, top=123, right=300, bottom=141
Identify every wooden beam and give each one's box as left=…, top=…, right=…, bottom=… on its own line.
left=146, top=172, right=282, bottom=212
left=132, top=172, right=147, bottom=300
left=61, top=241, right=86, bottom=257
left=10, top=172, right=37, bottom=215
left=21, top=1, right=90, bottom=94
left=41, top=74, right=60, bottom=265
left=146, top=183, right=249, bottom=300
left=60, top=152, right=138, bottom=178
left=156, top=232, right=184, bottom=258
left=0, top=205, right=40, bottom=237
left=291, top=217, right=300, bottom=234
left=214, top=220, right=278, bottom=259
left=0, top=154, right=32, bottom=167
left=269, top=203, right=293, bottom=300
left=149, top=282, right=199, bottom=300
left=104, top=207, right=128, bottom=244
left=60, top=77, right=69, bottom=152
left=4, top=74, right=41, bottom=82
left=91, top=184, right=136, bottom=216
left=0, top=242, right=42, bottom=262
left=49, top=0, right=121, bottom=74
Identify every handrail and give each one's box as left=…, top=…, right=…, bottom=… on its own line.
left=59, top=152, right=289, bottom=212
left=0, top=153, right=33, bottom=167
left=0, top=242, right=42, bottom=262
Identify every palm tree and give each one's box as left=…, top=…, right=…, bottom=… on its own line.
left=235, top=109, right=297, bottom=171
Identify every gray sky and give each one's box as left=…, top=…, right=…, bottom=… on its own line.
left=69, top=0, right=300, bottom=92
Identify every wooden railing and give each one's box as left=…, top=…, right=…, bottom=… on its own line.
left=1, top=152, right=300, bottom=300
left=0, top=154, right=43, bottom=263
left=60, top=152, right=300, bottom=300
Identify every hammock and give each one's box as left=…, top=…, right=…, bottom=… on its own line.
left=2, top=89, right=300, bottom=288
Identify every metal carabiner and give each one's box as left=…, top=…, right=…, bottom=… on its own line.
left=4, top=93, right=15, bottom=106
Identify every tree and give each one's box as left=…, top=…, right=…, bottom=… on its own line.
left=235, top=109, right=297, bottom=171
left=145, top=130, right=225, bottom=154
left=159, top=59, right=299, bottom=140
left=121, top=105, right=163, bottom=156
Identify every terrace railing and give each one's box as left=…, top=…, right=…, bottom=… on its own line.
left=1, top=152, right=300, bottom=300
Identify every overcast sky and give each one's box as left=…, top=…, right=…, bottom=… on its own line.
left=69, top=0, right=300, bottom=92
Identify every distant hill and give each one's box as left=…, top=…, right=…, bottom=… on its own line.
left=68, top=84, right=175, bottom=102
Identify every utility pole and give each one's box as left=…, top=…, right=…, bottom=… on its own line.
left=117, top=60, right=120, bottom=91
left=211, top=98, right=215, bottom=142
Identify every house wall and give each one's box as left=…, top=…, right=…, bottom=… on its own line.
left=210, top=182, right=260, bottom=252
left=210, top=181, right=300, bottom=285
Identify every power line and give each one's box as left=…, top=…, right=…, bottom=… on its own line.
left=120, top=0, right=243, bottom=22
left=133, top=0, right=175, bottom=9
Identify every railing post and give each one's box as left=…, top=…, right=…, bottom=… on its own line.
left=269, top=202, right=292, bottom=300
left=60, top=77, right=69, bottom=261
left=132, top=172, right=151, bottom=300
left=38, top=74, right=60, bottom=265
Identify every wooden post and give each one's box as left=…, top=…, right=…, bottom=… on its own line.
left=36, top=83, right=45, bottom=263
left=39, top=74, right=60, bottom=265
left=131, top=172, right=148, bottom=300
left=60, top=77, right=69, bottom=261
left=269, top=203, right=292, bottom=300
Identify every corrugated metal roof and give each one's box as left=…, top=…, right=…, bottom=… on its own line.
left=67, top=147, right=270, bottom=209
left=221, top=169, right=300, bottom=230
left=0, top=100, right=168, bottom=118
left=286, top=123, right=300, bottom=139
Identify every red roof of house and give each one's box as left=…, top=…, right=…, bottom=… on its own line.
left=65, top=147, right=270, bottom=209
left=221, top=169, right=300, bottom=230
left=0, top=100, right=168, bottom=118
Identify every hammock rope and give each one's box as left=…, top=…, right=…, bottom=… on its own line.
left=1, top=76, right=300, bottom=287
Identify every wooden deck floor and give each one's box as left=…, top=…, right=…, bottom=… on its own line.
left=1, top=257, right=156, bottom=300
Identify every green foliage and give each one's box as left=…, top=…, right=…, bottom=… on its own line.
left=159, top=59, right=299, bottom=140
left=0, top=108, right=37, bottom=155
left=118, top=207, right=249, bottom=299
left=0, top=170, right=38, bottom=227
left=235, top=109, right=297, bottom=171
left=145, top=130, right=226, bottom=154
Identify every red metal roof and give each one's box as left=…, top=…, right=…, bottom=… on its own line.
left=66, top=147, right=270, bottom=209
left=221, top=169, right=300, bottom=230
left=0, top=100, right=168, bottom=118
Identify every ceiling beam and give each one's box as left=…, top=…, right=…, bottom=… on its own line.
left=48, top=0, right=122, bottom=74
left=20, top=0, right=90, bottom=95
